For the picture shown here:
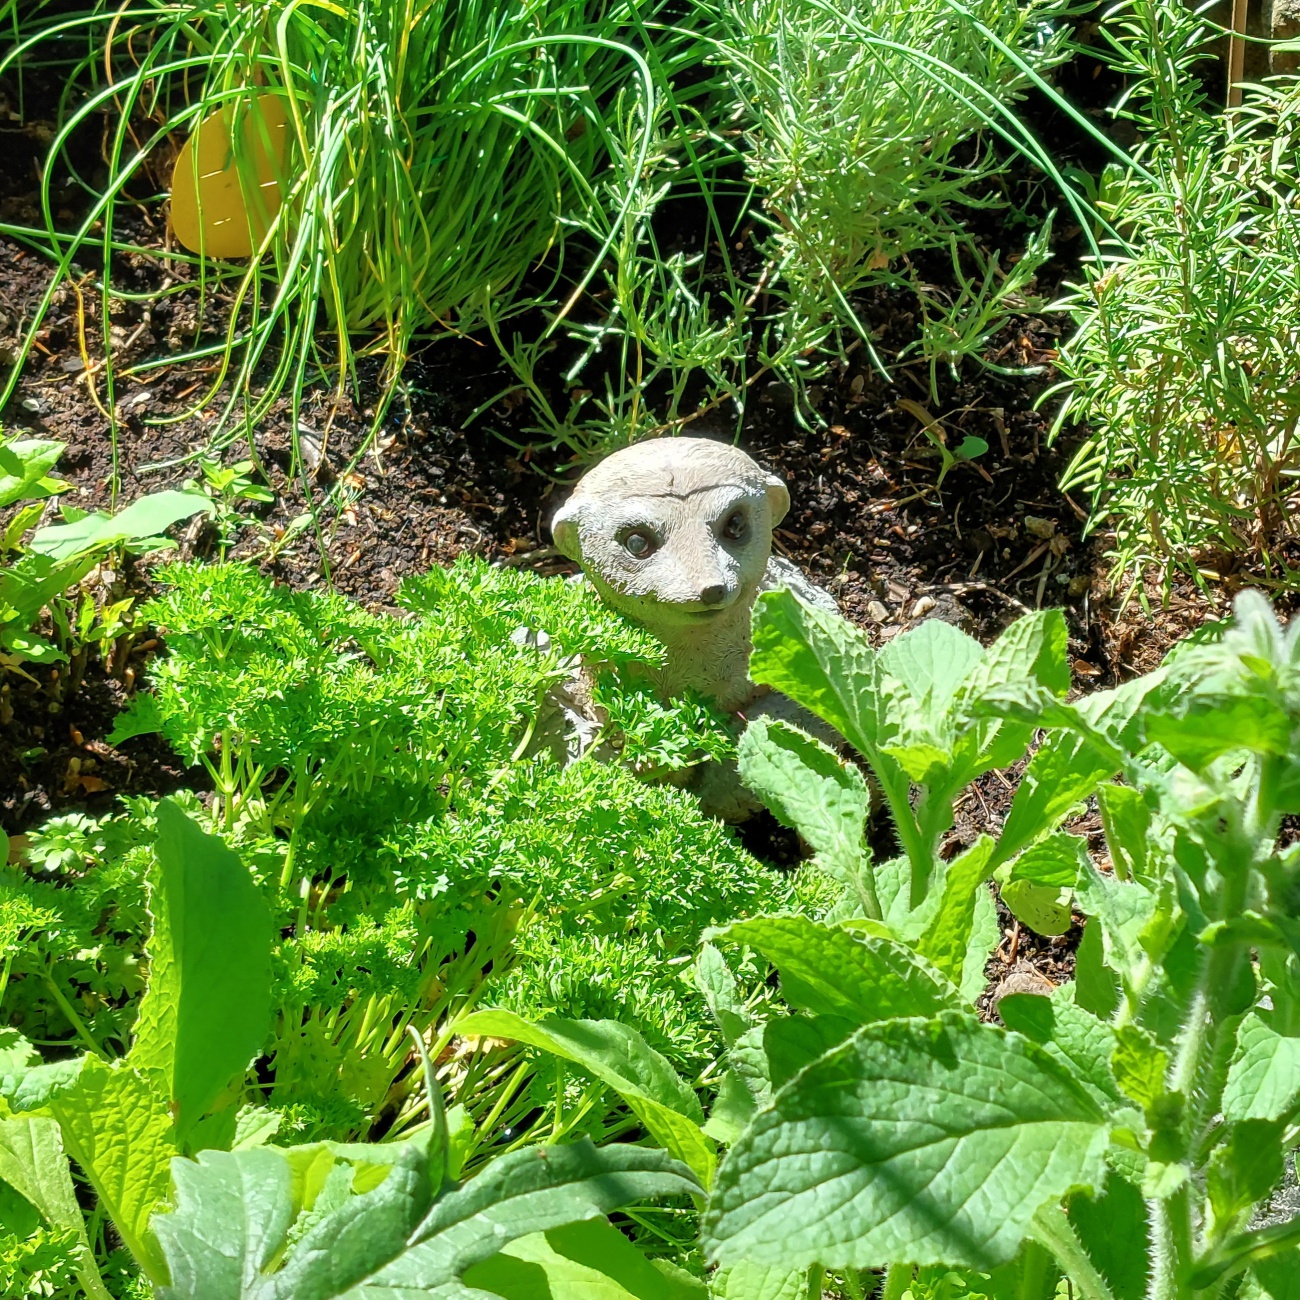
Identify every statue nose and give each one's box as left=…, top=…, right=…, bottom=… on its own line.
left=700, top=584, right=727, bottom=606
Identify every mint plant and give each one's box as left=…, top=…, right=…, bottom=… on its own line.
left=695, top=590, right=1300, bottom=1300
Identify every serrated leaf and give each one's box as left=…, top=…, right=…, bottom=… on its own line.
left=456, top=1011, right=713, bottom=1187
left=705, top=1013, right=1109, bottom=1271
left=916, top=837, right=997, bottom=988
left=997, top=987, right=1121, bottom=1107
left=130, top=799, right=274, bottom=1142
left=736, top=719, right=873, bottom=900
left=960, top=610, right=1071, bottom=707
left=749, top=589, right=888, bottom=757
left=960, top=886, right=1001, bottom=1006
left=45, top=1057, right=177, bottom=1284
left=1111, top=1025, right=1168, bottom=1110
left=0, top=1114, right=110, bottom=1299
left=463, top=1219, right=707, bottom=1298
left=710, top=915, right=958, bottom=1023
left=879, top=619, right=986, bottom=736
left=1223, top=1012, right=1300, bottom=1122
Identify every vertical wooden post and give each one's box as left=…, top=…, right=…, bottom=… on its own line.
left=1227, top=0, right=1250, bottom=107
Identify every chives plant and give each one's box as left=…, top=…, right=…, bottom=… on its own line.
left=1, top=0, right=692, bottom=457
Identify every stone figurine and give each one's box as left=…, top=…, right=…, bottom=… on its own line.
left=550, top=437, right=839, bottom=819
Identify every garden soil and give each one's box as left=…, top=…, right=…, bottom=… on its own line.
left=0, top=64, right=1238, bottom=1006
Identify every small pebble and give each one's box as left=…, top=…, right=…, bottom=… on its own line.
left=20, top=397, right=42, bottom=414
left=1025, top=515, right=1057, bottom=539
left=911, top=595, right=936, bottom=619
left=867, top=600, right=889, bottom=624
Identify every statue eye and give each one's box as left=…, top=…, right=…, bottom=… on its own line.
left=722, top=510, right=748, bottom=541
left=623, top=529, right=657, bottom=558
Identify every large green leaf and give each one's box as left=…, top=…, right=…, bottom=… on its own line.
left=997, top=987, right=1122, bottom=1107
left=358, top=1141, right=701, bottom=1298
left=28, top=489, right=214, bottom=561
left=1143, top=696, right=1292, bottom=770
left=959, top=610, right=1071, bottom=707
left=704, top=1013, right=1109, bottom=1272
left=456, top=1011, right=714, bottom=1187
left=709, top=1260, right=812, bottom=1300
left=130, top=799, right=274, bottom=1143
left=1222, top=1012, right=1300, bottom=1122
left=749, top=588, right=888, bottom=758
left=879, top=618, right=985, bottom=737
left=737, top=719, right=874, bottom=907
left=151, top=1139, right=698, bottom=1299
left=464, top=1219, right=707, bottom=1298
left=915, top=837, right=997, bottom=988
left=710, top=915, right=957, bottom=1023
left=45, top=1057, right=177, bottom=1284
left=0, top=1114, right=111, bottom=1300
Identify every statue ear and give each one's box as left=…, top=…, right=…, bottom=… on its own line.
left=764, top=474, right=790, bottom=528
left=550, top=498, right=585, bottom=562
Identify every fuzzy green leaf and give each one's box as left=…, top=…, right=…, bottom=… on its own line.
left=916, top=837, right=998, bottom=988
left=456, top=1011, right=713, bottom=1186
left=1223, top=1012, right=1300, bottom=1122
left=749, top=589, right=887, bottom=757
left=130, top=800, right=274, bottom=1142
left=710, top=915, right=957, bottom=1023
left=463, top=1219, right=707, bottom=1298
left=704, top=1013, right=1109, bottom=1271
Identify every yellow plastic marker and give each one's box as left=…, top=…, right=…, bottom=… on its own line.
left=170, top=94, right=288, bottom=258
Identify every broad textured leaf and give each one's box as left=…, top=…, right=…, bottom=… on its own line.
left=749, top=589, right=887, bottom=757
left=709, top=1261, right=811, bottom=1300
left=996, top=732, right=1119, bottom=866
left=463, top=1219, right=707, bottom=1298
left=29, top=489, right=214, bottom=561
left=0, top=437, right=65, bottom=508
left=1206, top=1120, right=1285, bottom=1221
left=764, top=1015, right=859, bottom=1090
left=1144, top=696, right=1291, bottom=770
left=916, top=837, right=997, bottom=988
left=1223, top=1012, right=1300, bottom=1122
left=130, top=799, right=274, bottom=1141
left=265, top=1144, right=431, bottom=1300
left=879, top=619, right=985, bottom=735
left=704, top=1013, right=1109, bottom=1271
left=960, top=887, right=1001, bottom=1006
left=695, top=945, right=752, bottom=1052
left=0, top=1115, right=109, bottom=1299
left=997, top=988, right=1121, bottom=1106
left=960, top=610, right=1071, bottom=705
left=711, top=915, right=957, bottom=1023
left=154, top=1148, right=296, bottom=1299
left=1008, top=835, right=1087, bottom=890
left=1068, top=1172, right=1148, bottom=1300
left=0, top=1053, right=85, bottom=1113
left=1073, top=919, right=1121, bottom=1020
left=1254, top=1250, right=1300, bottom=1300
left=737, top=719, right=871, bottom=887
left=703, top=1070, right=757, bottom=1145
left=45, top=1057, right=177, bottom=1284
left=1110, top=1025, right=1168, bottom=1110
left=1096, top=784, right=1150, bottom=884
left=456, top=1011, right=713, bottom=1186
left=356, top=1141, right=701, bottom=1295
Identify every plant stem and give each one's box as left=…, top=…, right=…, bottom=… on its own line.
left=42, top=972, right=107, bottom=1059
left=1029, top=1204, right=1117, bottom=1300
left=881, top=1262, right=913, bottom=1300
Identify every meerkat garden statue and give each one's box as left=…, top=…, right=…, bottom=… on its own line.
left=551, top=437, right=839, bottom=819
